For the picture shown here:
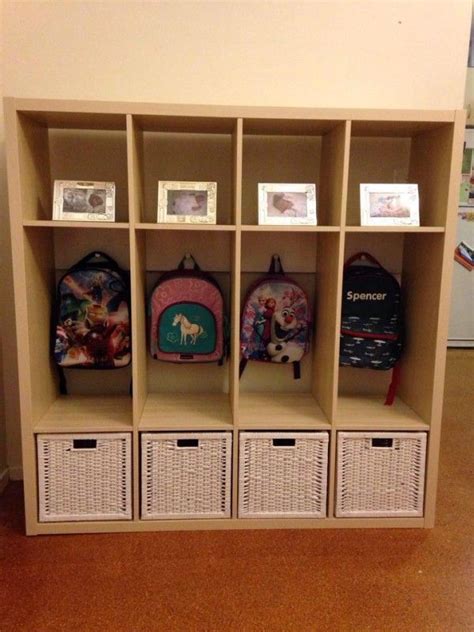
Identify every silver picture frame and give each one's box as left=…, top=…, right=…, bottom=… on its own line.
left=53, top=180, right=115, bottom=222
left=258, top=183, right=317, bottom=226
left=360, top=184, right=420, bottom=227
left=157, top=181, right=217, bottom=225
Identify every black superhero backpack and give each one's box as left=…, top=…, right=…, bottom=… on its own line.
left=52, top=251, right=131, bottom=393
left=339, top=252, right=403, bottom=405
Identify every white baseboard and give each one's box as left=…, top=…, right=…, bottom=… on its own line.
left=8, top=466, right=23, bottom=481
left=0, top=468, right=9, bottom=494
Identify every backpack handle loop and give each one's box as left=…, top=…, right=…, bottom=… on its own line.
left=344, top=251, right=387, bottom=271
left=178, top=253, right=201, bottom=271
left=70, top=251, right=121, bottom=271
left=268, top=254, right=285, bottom=275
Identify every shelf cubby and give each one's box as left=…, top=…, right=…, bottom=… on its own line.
left=239, top=230, right=341, bottom=425
left=242, top=119, right=349, bottom=227
left=22, top=224, right=132, bottom=432
left=346, top=120, right=456, bottom=228
left=139, top=393, right=233, bottom=431
left=15, top=110, right=129, bottom=223
left=34, top=395, right=133, bottom=433
left=129, top=114, right=237, bottom=225
left=337, top=231, right=446, bottom=428
left=131, top=228, right=236, bottom=429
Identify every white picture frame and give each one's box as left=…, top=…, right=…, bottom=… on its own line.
left=157, top=181, right=217, bottom=224
left=53, top=180, right=115, bottom=222
left=360, top=184, right=420, bottom=227
left=258, top=183, right=317, bottom=226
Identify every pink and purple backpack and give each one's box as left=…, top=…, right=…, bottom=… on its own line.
left=150, top=255, right=227, bottom=364
left=240, top=255, right=311, bottom=379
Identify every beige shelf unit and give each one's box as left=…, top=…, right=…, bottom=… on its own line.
left=4, top=98, right=464, bottom=535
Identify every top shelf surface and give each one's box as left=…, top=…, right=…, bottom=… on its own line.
left=6, top=97, right=457, bottom=134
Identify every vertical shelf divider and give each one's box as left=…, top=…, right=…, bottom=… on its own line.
left=320, top=120, right=351, bottom=227
left=421, top=110, right=466, bottom=527
left=231, top=118, right=243, bottom=419
left=5, top=100, right=43, bottom=534
left=127, top=114, right=146, bottom=520
left=231, top=118, right=243, bottom=518
left=312, top=121, right=351, bottom=420
left=323, top=120, right=351, bottom=518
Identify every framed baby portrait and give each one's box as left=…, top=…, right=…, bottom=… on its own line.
left=53, top=180, right=115, bottom=222
left=157, top=181, right=217, bottom=224
left=258, top=183, right=317, bottom=226
left=360, top=184, right=420, bottom=226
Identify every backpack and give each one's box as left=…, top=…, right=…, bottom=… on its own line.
left=339, top=252, right=403, bottom=404
left=53, top=251, right=131, bottom=388
left=150, top=254, right=226, bottom=364
left=240, top=255, right=311, bottom=379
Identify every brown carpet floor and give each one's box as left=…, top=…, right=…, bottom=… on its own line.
left=0, top=350, right=472, bottom=632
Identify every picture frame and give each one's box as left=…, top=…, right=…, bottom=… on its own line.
left=360, top=184, right=420, bottom=226
left=258, top=183, right=317, bottom=226
left=53, top=180, right=115, bottom=222
left=157, top=181, right=217, bottom=224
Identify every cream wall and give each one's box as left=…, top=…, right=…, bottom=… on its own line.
left=1, top=0, right=471, bottom=476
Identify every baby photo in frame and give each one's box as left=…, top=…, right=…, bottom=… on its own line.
left=258, top=183, right=317, bottom=226
left=53, top=181, right=115, bottom=222
left=157, top=181, right=217, bottom=224
left=360, top=184, right=420, bottom=226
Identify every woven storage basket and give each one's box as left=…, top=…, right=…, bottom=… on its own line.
left=37, top=433, right=132, bottom=522
left=239, top=432, right=329, bottom=518
left=141, top=432, right=232, bottom=520
left=336, top=432, right=427, bottom=518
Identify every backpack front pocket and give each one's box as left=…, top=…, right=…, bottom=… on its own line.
left=340, top=331, right=402, bottom=370
left=158, top=303, right=217, bottom=355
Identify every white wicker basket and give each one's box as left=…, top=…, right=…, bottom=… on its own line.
left=239, top=432, right=329, bottom=519
left=37, top=433, right=132, bottom=522
left=336, top=432, right=427, bottom=518
left=141, top=432, right=232, bottom=520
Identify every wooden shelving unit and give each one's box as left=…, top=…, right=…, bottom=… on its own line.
left=4, top=97, right=465, bottom=534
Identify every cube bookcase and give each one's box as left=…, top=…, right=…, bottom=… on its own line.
left=4, top=97, right=465, bottom=534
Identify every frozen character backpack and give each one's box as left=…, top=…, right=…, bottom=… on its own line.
left=240, top=255, right=311, bottom=379
left=339, top=252, right=403, bottom=405
left=150, top=254, right=227, bottom=364
left=53, top=251, right=131, bottom=393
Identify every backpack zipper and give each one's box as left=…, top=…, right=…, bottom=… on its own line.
left=340, top=329, right=398, bottom=341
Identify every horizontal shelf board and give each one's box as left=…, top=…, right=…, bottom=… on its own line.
left=345, top=225, right=445, bottom=233
left=135, top=223, right=236, bottom=231
left=10, top=98, right=454, bottom=128
left=134, top=113, right=236, bottom=133
left=335, top=395, right=429, bottom=430
left=35, top=395, right=133, bottom=432
left=140, top=393, right=233, bottom=430
left=239, top=393, right=330, bottom=429
left=242, top=225, right=340, bottom=232
left=17, top=108, right=127, bottom=130
left=33, top=516, right=426, bottom=534
left=243, top=118, right=341, bottom=136
left=23, top=220, right=130, bottom=229
left=351, top=119, right=453, bottom=137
